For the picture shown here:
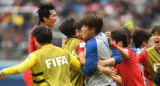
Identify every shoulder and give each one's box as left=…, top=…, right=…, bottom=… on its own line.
left=31, top=25, right=38, bottom=33
left=147, top=46, right=155, bottom=51
left=86, top=38, right=97, bottom=48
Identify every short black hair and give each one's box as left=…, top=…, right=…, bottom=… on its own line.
left=59, top=17, right=76, bottom=37
left=37, top=3, right=55, bottom=23
left=151, top=25, right=160, bottom=34
left=132, top=28, right=151, bottom=48
left=111, top=29, right=128, bottom=47
left=32, top=25, right=52, bottom=44
left=123, top=28, right=132, bottom=42
left=81, top=14, right=103, bottom=34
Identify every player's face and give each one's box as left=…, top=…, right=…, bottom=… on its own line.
left=81, top=25, right=94, bottom=40
left=75, top=29, right=83, bottom=40
left=152, top=32, right=160, bottom=49
left=45, top=10, right=57, bottom=28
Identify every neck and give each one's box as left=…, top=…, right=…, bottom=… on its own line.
left=88, top=34, right=96, bottom=40
left=39, top=43, right=52, bottom=48
left=40, top=22, right=46, bottom=25
left=156, top=47, right=160, bottom=53
left=139, top=45, right=145, bottom=49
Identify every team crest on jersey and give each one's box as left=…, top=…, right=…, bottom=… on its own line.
left=80, top=43, right=85, bottom=48
left=25, top=53, right=33, bottom=60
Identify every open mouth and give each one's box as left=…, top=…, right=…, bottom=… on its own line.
left=155, top=41, right=159, bottom=44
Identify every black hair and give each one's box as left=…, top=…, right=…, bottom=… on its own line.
left=151, top=25, right=160, bottom=34
left=123, top=28, right=132, bottom=42
left=74, top=20, right=82, bottom=30
left=111, top=29, right=128, bottom=47
left=32, top=25, right=52, bottom=44
left=37, top=3, right=55, bottom=23
left=81, top=14, right=103, bottom=34
left=132, top=28, right=151, bottom=48
left=59, top=17, right=76, bottom=37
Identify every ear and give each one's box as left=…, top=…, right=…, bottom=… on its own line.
left=43, top=17, right=48, bottom=22
left=117, top=41, right=123, bottom=48
left=142, top=41, right=147, bottom=47
left=91, top=27, right=95, bottom=34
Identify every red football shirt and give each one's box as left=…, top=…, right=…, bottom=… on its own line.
left=77, top=40, right=86, bottom=55
left=23, top=25, right=38, bottom=86
left=137, top=49, right=152, bottom=86
left=117, top=48, right=145, bottom=86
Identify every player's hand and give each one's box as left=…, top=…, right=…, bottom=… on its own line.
left=101, top=67, right=117, bottom=79
left=62, top=38, right=67, bottom=48
left=0, top=71, right=5, bottom=80
left=105, top=32, right=112, bottom=45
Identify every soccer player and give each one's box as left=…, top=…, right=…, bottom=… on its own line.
left=59, top=17, right=86, bottom=86
left=74, top=20, right=84, bottom=40
left=137, top=25, right=160, bottom=86
left=132, top=28, right=152, bottom=55
left=81, top=14, right=122, bottom=86
left=105, top=30, right=145, bottom=86
left=132, top=28, right=152, bottom=86
left=23, top=3, right=57, bottom=86
left=0, top=25, right=83, bottom=86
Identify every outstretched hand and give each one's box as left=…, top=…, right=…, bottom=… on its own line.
left=0, top=71, right=5, bottom=80
left=105, top=32, right=112, bottom=45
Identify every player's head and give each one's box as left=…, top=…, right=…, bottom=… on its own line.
left=132, top=28, right=152, bottom=48
left=59, top=17, right=76, bottom=38
left=32, top=25, right=52, bottom=48
left=81, top=14, right=103, bottom=40
left=37, top=3, right=57, bottom=28
left=122, top=28, right=132, bottom=47
left=111, top=29, right=128, bottom=48
left=74, top=20, right=83, bottom=40
left=151, top=25, right=160, bottom=49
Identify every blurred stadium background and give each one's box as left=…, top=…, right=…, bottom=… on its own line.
left=0, top=0, right=160, bottom=86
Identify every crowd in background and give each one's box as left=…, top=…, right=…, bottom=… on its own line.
left=0, top=0, right=160, bottom=60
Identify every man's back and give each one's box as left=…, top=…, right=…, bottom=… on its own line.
left=32, top=45, right=72, bottom=86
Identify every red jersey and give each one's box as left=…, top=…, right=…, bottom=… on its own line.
left=137, top=46, right=160, bottom=86
left=23, top=25, right=38, bottom=86
left=117, top=48, right=145, bottom=86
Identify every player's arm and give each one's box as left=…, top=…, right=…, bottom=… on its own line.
left=77, top=40, right=86, bottom=65
left=0, top=53, right=37, bottom=76
left=106, top=32, right=129, bottom=60
left=70, top=53, right=84, bottom=75
left=82, top=39, right=98, bottom=76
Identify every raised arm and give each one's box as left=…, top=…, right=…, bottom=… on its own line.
left=106, top=32, right=129, bottom=60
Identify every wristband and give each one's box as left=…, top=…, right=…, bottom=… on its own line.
left=112, top=43, right=118, bottom=49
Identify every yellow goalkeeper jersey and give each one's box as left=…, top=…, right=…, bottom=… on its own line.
left=1, top=44, right=83, bottom=86
left=64, top=38, right=85, bottom=86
